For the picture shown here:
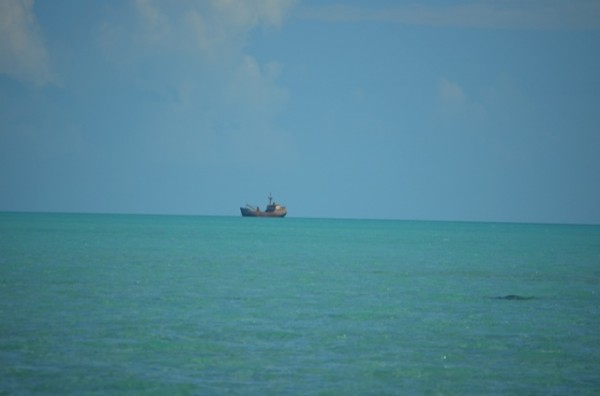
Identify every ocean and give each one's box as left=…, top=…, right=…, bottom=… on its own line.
left=1, top=212, right=599, bottom=395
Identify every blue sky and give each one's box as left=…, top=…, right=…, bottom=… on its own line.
left=1, top=0, right=599, bottom=223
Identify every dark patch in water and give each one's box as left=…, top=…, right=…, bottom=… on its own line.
left=492, top=295, right=535, bottom=301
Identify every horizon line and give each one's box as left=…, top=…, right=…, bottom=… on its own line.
left=1, top=210, right=598, bottom=227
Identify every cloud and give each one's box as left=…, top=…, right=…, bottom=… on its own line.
left=298, top=1, right=600, bottom=30
left=0, top=0, right=56, bottom=86
left=436, top=78, right=486, bottom=126
left=98, top=0, right=297, bottom=70
left=131, top=0, right=296, bottom=55
left=98, top=0, right=297, bottom=166
left=439, top=78, right=466, bottom=105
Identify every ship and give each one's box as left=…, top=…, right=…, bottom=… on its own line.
left=240, top=193, right=287, bottom=217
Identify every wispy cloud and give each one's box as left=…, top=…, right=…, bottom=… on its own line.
left=0, top=0, right=57, bottom=86
left=439, top=78, right=466, bottom=104
left=98, top=0, right=297, bottom=165
left=436, top=78, right=486, bottom=127
left=130, top=0, right=296, bottom=56
left=298, top=1, right=600, bottom=30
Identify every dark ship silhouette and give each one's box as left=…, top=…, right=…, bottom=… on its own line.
left=240, top=193, right=287, bottom=217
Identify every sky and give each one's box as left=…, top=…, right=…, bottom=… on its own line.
left=1, top=0, right=600, bottom=224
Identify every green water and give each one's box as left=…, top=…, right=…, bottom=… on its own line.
left=1, top=213, right=599, bottom=394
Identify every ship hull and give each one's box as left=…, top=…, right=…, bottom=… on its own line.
left=240, top=207, right=287, bottom=217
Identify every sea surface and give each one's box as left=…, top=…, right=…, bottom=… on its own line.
left=1, top=212, right=599, bottom=395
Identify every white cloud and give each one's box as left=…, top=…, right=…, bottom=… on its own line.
left=98, top=0, right=297, bottom=165
left=132, top=0, right=296, bottom=54
left=0, top=0, right=56, bottom=86
left=299, top=1, right=600, bottom=30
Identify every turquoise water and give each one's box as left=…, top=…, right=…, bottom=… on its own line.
left=1, top=213, right=599, bottom=395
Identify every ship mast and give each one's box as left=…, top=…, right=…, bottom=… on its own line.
left=268, top=193, right=273, bottom=205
